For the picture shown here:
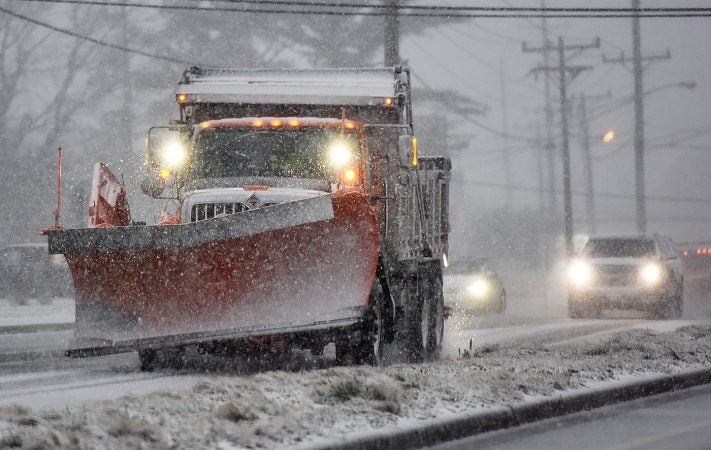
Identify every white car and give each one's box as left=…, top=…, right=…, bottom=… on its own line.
left=567, top=234, right=683, bottom=319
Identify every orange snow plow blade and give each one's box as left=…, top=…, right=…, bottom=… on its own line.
left=48, top=190, right=379, bottom=353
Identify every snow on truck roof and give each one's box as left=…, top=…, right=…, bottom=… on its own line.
left=177, top=66, right=407, bottom=106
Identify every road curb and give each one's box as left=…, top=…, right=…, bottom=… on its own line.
left=311, top=366, right=711, bottom=450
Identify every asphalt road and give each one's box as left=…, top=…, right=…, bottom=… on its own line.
left=1, top=273, right=710, bottom=411
left=429, top=383, right=711, bottom=450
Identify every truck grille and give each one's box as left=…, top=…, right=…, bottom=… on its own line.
left=190, top=203, right=249, bottom=222
left=596, top=264, right=638, bottom=287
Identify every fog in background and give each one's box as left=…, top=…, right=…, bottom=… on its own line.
left=1, top=0, right=709, bottom=273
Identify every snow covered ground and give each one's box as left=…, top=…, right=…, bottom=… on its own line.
left=0, top=297, right=74, bottom=328
left=2, top=324, right=711, bottom=449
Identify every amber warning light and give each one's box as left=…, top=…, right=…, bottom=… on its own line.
left=341, top=167, right=359, bottom=186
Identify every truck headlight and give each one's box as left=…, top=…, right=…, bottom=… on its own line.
left=640, top=262, right=663, bottom=286
left=162, top=141, right=187, bottom=168
left=466, top=277, right=490, bottom=300
left=328, top=141, right=352, bottom=167
left=568, top=259, right=593, bottom=287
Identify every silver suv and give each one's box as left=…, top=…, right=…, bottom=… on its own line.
left=567, top=234, right=683, bottom=319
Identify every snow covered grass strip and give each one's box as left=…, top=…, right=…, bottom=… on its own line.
left=1, top=325, right=711, bottom=449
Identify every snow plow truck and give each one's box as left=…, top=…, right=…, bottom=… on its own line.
left=47, top=66, right=451, bottom=370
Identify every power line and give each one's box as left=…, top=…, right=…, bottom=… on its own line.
left=408, top=34, right=502, bottom=104
left=197, top=1, right=711, bottom=14
left=454, top=178, right=711, bottom=204
left=0, top=5, right=202, bottom=66
left=409, top=68, right=536, bottom=142
left=8, top=0, right=711, bottom=18
left=434, top=26, right=544, bottom=94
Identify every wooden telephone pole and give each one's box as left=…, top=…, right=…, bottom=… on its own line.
left=524, top=36, right=600, bottom=255
left=603, top=0, right=670, bottom=234
left=384, top=0, right=400, bottom=66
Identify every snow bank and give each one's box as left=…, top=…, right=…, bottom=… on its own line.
left=2, top=325, right=711, bottom=449
left=0, top=298, right=74, bottom=328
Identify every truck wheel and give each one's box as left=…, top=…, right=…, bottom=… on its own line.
left=138, top=349, right=158, bottom=372
left=405, top=269, right=443, bottom=362
left=402, top=278, right=427, bottom=363
left=426, top=277, right=445, bottom=360
left=364, top=284, right=385, bottom=366
left=335, top=281, right=385, bottom=366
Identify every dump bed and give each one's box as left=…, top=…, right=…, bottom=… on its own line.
left=178, top=66, right=406, bottom=106
left=396, top=156, right=451, bottom=261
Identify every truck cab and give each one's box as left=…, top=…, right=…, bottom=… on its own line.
left=146, top=117, right=365, bottom=223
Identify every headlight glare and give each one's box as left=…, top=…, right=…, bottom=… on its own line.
left=328, top=141, right=352, bottom=167
left=466, top=277, right=490, bottom=299
left=162, top=141, right=187, bottom=168
left=568, top=259, right=593, bottom=287
left=640, top=262, right=663, bottom=285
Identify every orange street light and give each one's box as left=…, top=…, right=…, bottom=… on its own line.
left=602, top=130, right=615, bottom=143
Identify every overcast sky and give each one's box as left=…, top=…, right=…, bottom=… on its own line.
left=401, top=0, right=711, bottom=243
left=1, top=0, right=709, bottom=249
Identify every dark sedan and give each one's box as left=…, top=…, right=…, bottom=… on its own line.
left=0, top=243, right=73, bottom=304
left=444, top=257, right=506, bottom=314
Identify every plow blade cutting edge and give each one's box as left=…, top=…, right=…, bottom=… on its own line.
left=48, top=191, right=380, bottom=355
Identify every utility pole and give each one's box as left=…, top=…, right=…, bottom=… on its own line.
left=540, top=0, right=557, bottom=220
left=384, top=0, right=399, bottom=66
left=500, top=58, right=512, bottom=207
left=524, top=36, right=600, bottom=256
left=577, top=95, right=596, bottom=235
left=535, top=124, right=545, bottom=212
left=603, top=0, right=670, bottom=234
left=574, top=91, right=611, bottom=236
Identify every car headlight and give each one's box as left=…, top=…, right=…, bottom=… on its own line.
left=466, top=277, right=490, bottom=300
left=639, top=262, right=663, bottom=286
left=567, top=259, right=593, bottom=287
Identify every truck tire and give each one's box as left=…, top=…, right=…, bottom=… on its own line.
left=138, top=346, right=186, bottom=371
left=404, top=266, right=443, bottom=362
left=138, top=349, right=158, bottom=372
left=402, top=277, right=426, bottom=362
left=335, top=280, right=385, bottom=366
left=426, top=276, right=445, bottom=360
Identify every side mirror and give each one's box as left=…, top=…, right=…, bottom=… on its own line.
left=398, top=135, right=417, bottom=168
left=146, top=126, right=189, bottom=169
left=144, top=126, right=190, bottom=198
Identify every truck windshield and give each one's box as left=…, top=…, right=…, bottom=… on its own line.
left=583, top=239, right=656, bottom=258
left=190, top=126, right=359, bottom=180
